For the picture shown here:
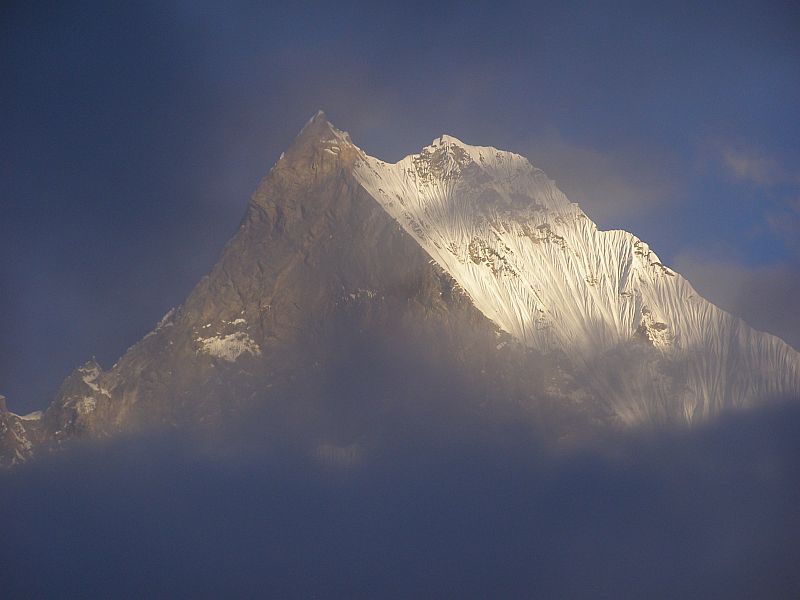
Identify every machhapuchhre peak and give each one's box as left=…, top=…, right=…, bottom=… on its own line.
left=2, top=112, right=798, bottom=466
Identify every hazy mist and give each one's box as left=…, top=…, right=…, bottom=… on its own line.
left=2, top=400, right=799, bottom=598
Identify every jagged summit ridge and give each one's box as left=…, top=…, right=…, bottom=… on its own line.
left=350, top=122, right=800, bottom=423
left=297, top=109, right=346, bottom=141
left=352, top=131, right=662, bottom=353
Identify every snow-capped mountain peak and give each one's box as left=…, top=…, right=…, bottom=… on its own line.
left=3, top=113, right=798, bottom=466
left=351, top=127, right=800, bottom=423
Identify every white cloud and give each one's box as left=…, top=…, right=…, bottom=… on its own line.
left=517, top=133, right=680, bottom=228
left=720, top=146, right=787, bottom=186
left=710, top=140, right=799, bottom=188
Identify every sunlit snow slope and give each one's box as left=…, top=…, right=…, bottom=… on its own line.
left=352, top=133, right=800, bottom=423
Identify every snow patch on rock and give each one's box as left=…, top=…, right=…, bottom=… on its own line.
left=79, top=363, right=111, bottom=397
left=75, top=397, right=97, bottom=415
left=18, top=411, right=43, bottom=421
left=197, top=332, right=261, bottom=362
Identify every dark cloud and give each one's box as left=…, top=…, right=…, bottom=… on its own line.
left=1, top=401, right=799, bottom=598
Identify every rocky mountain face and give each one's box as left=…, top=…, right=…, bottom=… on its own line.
left=0, top=396, right=40, bottom=466
left=2, top=112, right=799, bottom=466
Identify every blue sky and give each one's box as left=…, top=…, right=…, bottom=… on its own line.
left=2, top=0, right=798, bottom=413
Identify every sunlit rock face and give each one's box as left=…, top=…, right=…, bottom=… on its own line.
left=3, top=112, right=799, bottom=465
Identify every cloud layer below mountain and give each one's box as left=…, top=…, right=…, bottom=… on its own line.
left=2, top=401, right=799, bottom=599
